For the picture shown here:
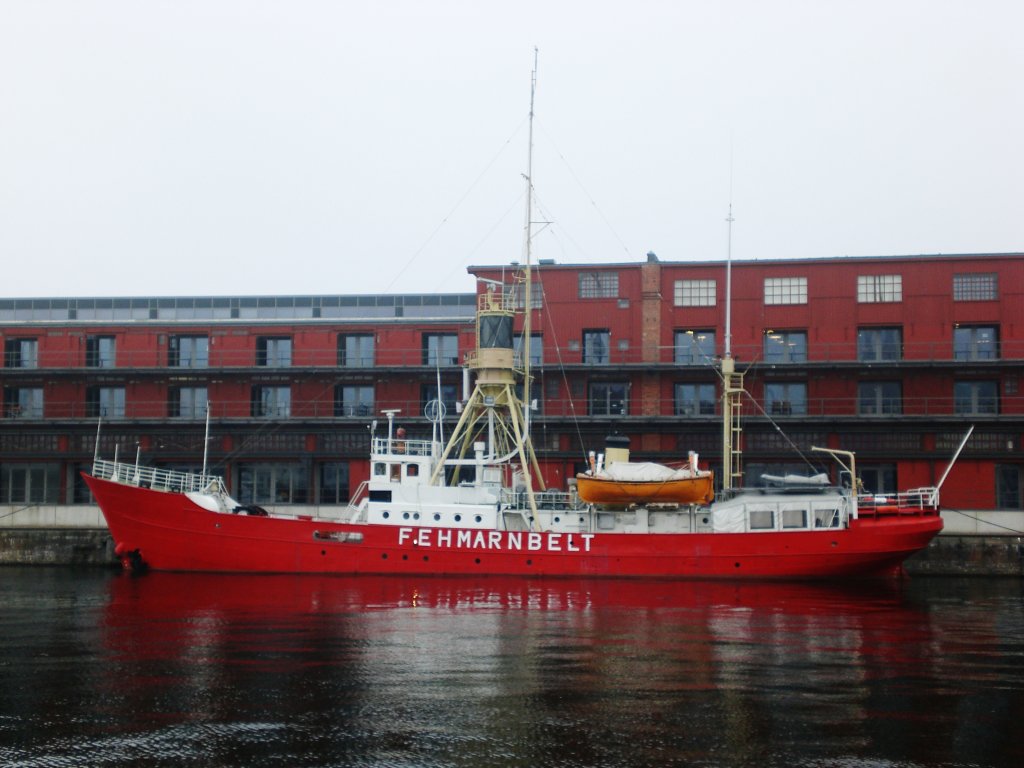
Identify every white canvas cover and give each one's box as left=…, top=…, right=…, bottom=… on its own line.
left=601, top=462, right=708, bottom=482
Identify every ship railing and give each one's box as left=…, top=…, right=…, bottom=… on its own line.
left=92, top=458, right=228, bottom=495
left=858, top=486, right=940, bottom=514
left=371, top=436, right=434, bottom=457
left=502, top=488, right=585, bottom=511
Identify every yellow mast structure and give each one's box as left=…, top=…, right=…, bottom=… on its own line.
left=428, top=49, right=545, bottom=528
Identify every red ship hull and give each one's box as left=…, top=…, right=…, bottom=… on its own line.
left=84, top=474, right=943, bottom=580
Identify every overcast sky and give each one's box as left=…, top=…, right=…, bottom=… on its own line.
left=1, top=0, right=1021, bottom=299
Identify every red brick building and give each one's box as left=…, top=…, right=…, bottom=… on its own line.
left=2, top=252, right=1021, bottom=512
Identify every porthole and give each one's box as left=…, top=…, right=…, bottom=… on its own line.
left=433, top=513, right=441, bottom=521
left=554, top=516, right=561, bottom=523
left=474, top=515, right=482, bottom=523
left=702, top=517, right=709, bottom=525
left=382, top=511, right=390, bottom=519
left=454, top=514, right=462, bottom=522
left=413, top=512, right=420, bottom=520
left=402, top=512, right=410, bottom=520
left=474, top=558, right=481, bottom=565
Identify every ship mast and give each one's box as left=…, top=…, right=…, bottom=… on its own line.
left=721, top=200, right=744, bottom=491
left=427, top=50, right=545, bottom=528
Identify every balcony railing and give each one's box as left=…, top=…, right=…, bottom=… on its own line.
left=3, top=339, right=1022, bottom=370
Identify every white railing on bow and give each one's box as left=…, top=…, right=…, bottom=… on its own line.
left=92, top=459, right=228, bottom=495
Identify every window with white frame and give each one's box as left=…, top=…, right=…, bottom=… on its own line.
left=673, top=279, right=716, bottom=307
left=764, top=382, right=807, bottom=415
left=169, top=386, right=208, bottom=418
left=764, top=277, right=807, bottom=305
left=857, top=275, right=903, bottom=303
left=86, top=386, right=125, bottom=418
left=237, top=463, right=308, bottom=504
left=3, top=387, right=43, bottom=418
left=4, top=338, right=38, bottom=368
left=335, top=385, right=374, bottom=417
left=2, top=463, right=60, bottom=503
left=578, top=272, right=619, bottom=299
left=954, top=273, right=998, bottom=302
left=251, top=386, right=291, bottom=417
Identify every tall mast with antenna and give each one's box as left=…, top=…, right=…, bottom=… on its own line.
left=721, top=179, right=744, bottom=491
left=521, top=46, right=538, bottom=440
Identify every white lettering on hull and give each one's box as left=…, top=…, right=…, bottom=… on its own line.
left=397, top=527, right=594, bottom=553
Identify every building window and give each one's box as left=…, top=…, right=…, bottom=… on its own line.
left=338, top=334, right=374, bottom=367
left=764, top=330, right=807, bottom=363
left=674, top=383, right=716, bottom=415
left=4, top=338, right=38, bottom=368
left=237, top=463, right=308, bottom=504
left=860, top=464, right=898, bottom=496
left=422, top=333, right=458, bottom=366
left=168, top=336, right=209, bottom=368
left=578, top=272, right=619, bottom=299
left=582, top=330, right=610, bottom=364
left=85, top=335, right=116, bottom=368
left=319, top=462, right=350, bottom=504
left=514, top=383, right=543, bottom=415
left=765, top=382, right=807, bottom=415
left=954, top=273, right=998, bottom=301
left=589, top=382, right=629, bottom=416
left=996, top=465, right=1021, bottom=509
left=256, top=337, right=292, bottom=367
left=858, top=382, right=902, bottom=415
left=764, top=277, right=807, bottom=305
left=673, top=279, right=716, bottom=307
left=3, top=388, right=44, bottom=419
left=858, top=327, right=902, bottom=362
left=857, top=274, right=903, bottom=303
left=335, top=385, right=374, bottom=417
left=169, top=387, right=207, bottom=419
left=251, top=386, right=291, bottom=417
left=674, top=330, right=715, bottom=365
left=954, top=325, right=998, bottom=361
left=953, top=381, right=998, bottom=415
left=86, top=386, right=125, bottom=418
left=421, top=383, right=458, bottom=415
left=1, top=463, right=60, bottom=503
left=513, top=333, right=543, bottom=367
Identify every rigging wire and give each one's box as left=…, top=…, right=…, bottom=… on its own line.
left=536, top=118, right=631, bottom=258
left=384, top=116, right=529, bottom=293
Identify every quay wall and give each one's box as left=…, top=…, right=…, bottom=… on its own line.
left=0, top=505, right=1022, bottom=575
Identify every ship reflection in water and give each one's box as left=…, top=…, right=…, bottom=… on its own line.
left=2, top=570, right=1022, bottom=767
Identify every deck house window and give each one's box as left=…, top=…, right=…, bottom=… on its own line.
left=168, top=336, right=209, bottom=368
left=674, top=330, right=715, bottom=365
left=169, top=387, right=207, bottom=419
left=674, top=383, right=715, bottom=416
left=858, top=327, right=902, bottom=362
left=589, top=382, right=629, bottom=416
left=85, top=336, right=116, bottom=368
left=857, top=274, right=903, bottom=303
left=765, top=382, right=807, bottom=415
left=954, top=273, right=998, bottom=301
left=954, top=381, right=998, bottom=415
left=422, top=333, right=458, bottom=366
left=3, top=388, right=43, bottom=419
left=86, top=386, right=125, bottom=418
left=954, top=326, right=998, bottom=361
left=251, top=386, right=291, bottom=417
left=256, top=337, right=292, bottom=367
left=764, top=330, right=807, bottom=363
left=4, top=338, right=38, bottom=368
left=857, top=382, right=902, bottom=415
left=583, top=330, right=610, bottom=364
left=335, top=385, right=374, bottom=417
left=673, top=280, right=716, bottom=307
left=338, top=334, right=374, bottom=367
left=764, top=277, right=807, bottom=305
left=578, top=272, right=618, bottom=299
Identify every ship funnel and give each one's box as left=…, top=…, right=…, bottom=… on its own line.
left=605, top=435, right=630, bottom=466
